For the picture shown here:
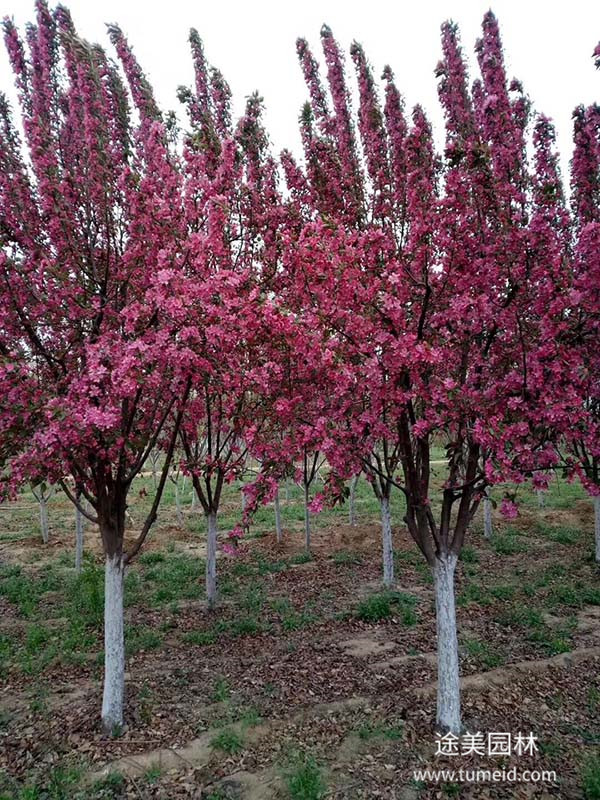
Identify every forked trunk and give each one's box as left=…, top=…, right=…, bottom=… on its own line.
left=206, top=510, right=218, bottom=610
left=102, top=553, right=125, bottom=735
left=303, top=482, right=311, bottom=552
left=274, top=486, right=282, bottom=543
left=381, top=494, right=394, bottom=587
left=595, top=496, right=600, bottom=564
left=433, top=553, right=461, bottom=734
left=75, top=504, right=84, bottom=573
left=483, top=490, right=492, bottom=540
left=349, top=475, right=358, bottom=526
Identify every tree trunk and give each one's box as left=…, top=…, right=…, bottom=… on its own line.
left=101, top=553, right=125, bottom=735
left=191, top=487, right=197, bottom=511
left=537, top=489, right=545, bottom=509
left=381, top=494, right=394, bottom=587
left=433, top=553, right=461, bottom=734
left=274, top=486, right=282, bottom=544
left=39, top=495, right=49, bottom=544
left=303, top=482, right=311, bottom=552
left=206, top=511, right=218, bottom=610
left=595, top=495, right=600, bottom=564
left=175, top=482, right=183, bottom=527
left=75, top=504, right=84, bottom=574
left=483, top=490, right=493, bottom=540
left=349, top=475, right=358, bottom=526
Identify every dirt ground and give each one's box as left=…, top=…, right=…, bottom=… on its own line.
left=0, top=488, right=599, bottom=799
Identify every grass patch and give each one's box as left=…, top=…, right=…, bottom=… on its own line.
left=492, top=534, right=529, bottom=555
left=459, top=546, right=479, bottom=564
left=125, top=625, right=163, bottom=655
left=356, top=590, right=418, bottom=625
left=548, top=581, right=600, bottom=609
left=357, top=721, right=403, bottom=741
left=461, top=636, right=504, bottom=668
left=182, top=629, right=216, bottom=646
left=332, top=550, right=363, bottom=565
left=582, top=754, right=600, bottom=799
left=211, top=728, right=243, bottom=754
left=457, top=582, right=493, bottom=607
left=285, top=753, right=326, bottom=800
left=212, top=677, right=230, bottom=702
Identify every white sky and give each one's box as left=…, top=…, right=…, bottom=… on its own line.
left=2, top=0, right=600, bottom=180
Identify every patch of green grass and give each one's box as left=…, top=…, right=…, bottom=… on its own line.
left=488, top=583, right=517, bottom=601
left=229, top=616, right=263, bottom=637
left=239, top=586, right=265, bottom=614
left=281, top=607, right=317, bottom=631
left=582, top=754, right=600, bottom=799
left=142, top=553, right=204, bottom=605
left=89, top=771, right=125, bottom=797
left=442, top=783, right=461, bottom=798
left=0, top=564, right=62, bottom=618
left=356, top=590, right=418, bottom=625
left=495, top=605, right=544, bottom=630
left=548, top=581, right=600, bottom=609
left=357, top=721, right=403, bottom=741
left=527, top=617, right=576, bottom=655
left=546, top=526, right=580, bottom=545
left=461, top=636, right=504, bottom=669
left=459, top=546, right=479, bottom=564
left=5, top=765, right=84, bottom=800
left=285, top=753, right=326, bottom=800
left=234, top=705, right=261, bottom=728
left=212, top=677, right=230, bottom=703
left=125, top=625, right=163, bottom=655
left=290, top=552, right=312, bottom=565
left=211, top=728, right=243, bottom=754
left=457, top=582, right=493, bottom=607
left=492, top=533, right=529, bottom=555
left=332, top=550, right=362, bottom=565
left=588, top=687, right=600, bottom=716
left=143, top=764, right=162, bottom=784
left=138, top=552, right=165, bottom=565
left=258, top=557, right=288, bottom=575
left=182, top=629, right=216, bottom=646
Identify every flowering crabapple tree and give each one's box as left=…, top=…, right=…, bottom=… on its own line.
left=280, top=16, right=573, bottom=733
left=176, top=32, right=285, bottom=607
left=0, top=3, right=200, bottom=733
left=567, top=59, right=600, bottom=560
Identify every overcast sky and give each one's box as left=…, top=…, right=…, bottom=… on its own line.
left=2, top=0, right=599, bottom=180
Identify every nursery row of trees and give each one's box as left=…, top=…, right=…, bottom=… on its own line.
left=1, top=0, right=599, bottom=737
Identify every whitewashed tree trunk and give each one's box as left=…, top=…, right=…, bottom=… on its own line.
left=537, top=489, right=545, bottom=508
left=349, top=475, right=358, bottom=526
left=39, top=495, right=49, bottom=544
left=304, top=483, right=311, bottom=552
left=175, top=482, right=183, bottom=526
left=75, top=504, right=84, bottom=574
left=381, top=495, right=394, bottom=587
left=206, top=511, right=218, bottom=610
left=433, top=553, right=461, bottom=734
left=102, top=554, right=125, bottom=735
left=483, top=490, right=493, bottom=540
left=274, top=486, right=282, bottom=543
left=191, top=488, right=197, bottom=511
left=595, top=495, right=600, bottom=564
